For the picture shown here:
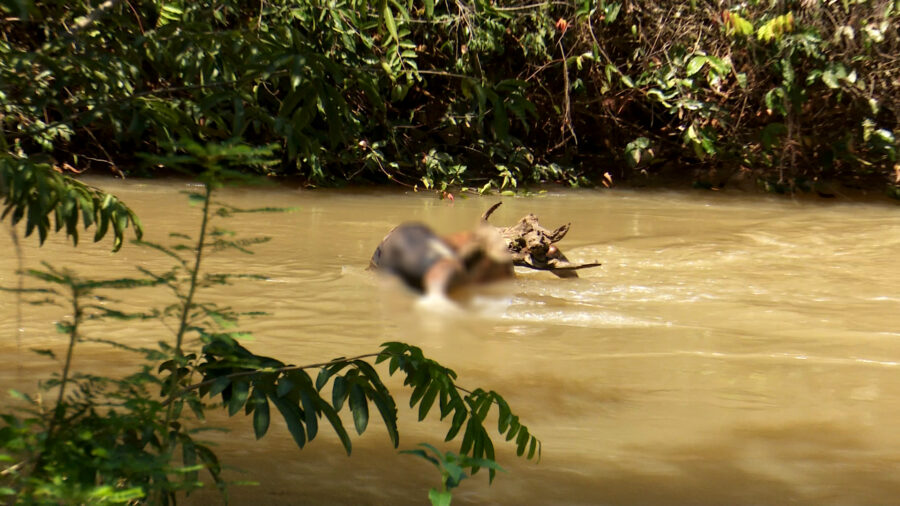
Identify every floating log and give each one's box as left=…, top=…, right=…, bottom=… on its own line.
left=481, top=202, right=600, bottom=278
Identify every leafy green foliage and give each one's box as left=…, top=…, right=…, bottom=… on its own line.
left=2, top=1, right=899, bottom=193
left=0, top=0, right=582, bottom=193
left=0, top=265, right=216, bottom=504
left=191, top=338, right=541, bottom=483
left=582, top=2, right=898, bottom=190
left=402, top=443, right=506, bottom=506
left=5, top=1, right=896, bottom=193
left=1, top=151, right=540, bottom=503
left=0, top=156, right=142, bottom=250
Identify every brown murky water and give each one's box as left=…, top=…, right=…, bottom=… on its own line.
left=1, top=179, right=899, bottom=505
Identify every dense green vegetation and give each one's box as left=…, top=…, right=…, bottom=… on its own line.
left=1, top=0, right=897, bottom=195
left=2, top=1, right=896, bottom=501
left=0, top=146, right=541, bottom=503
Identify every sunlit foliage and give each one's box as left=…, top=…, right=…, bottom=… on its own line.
left=1, top=0, right=898, bottom=193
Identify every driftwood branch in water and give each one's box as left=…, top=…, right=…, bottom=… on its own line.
left=481, top=201, right=504, bottom=222
left=518, top=261, right=602, bottom=271
left=479, top=201, right=602, bottom=276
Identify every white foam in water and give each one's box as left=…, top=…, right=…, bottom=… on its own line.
left=415, top=292, right=465, bottom=315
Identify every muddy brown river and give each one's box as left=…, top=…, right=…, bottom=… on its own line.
left=1, top=179, right=898, bottom=505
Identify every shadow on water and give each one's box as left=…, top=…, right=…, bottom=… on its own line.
left=191, top=415, right=895, bottom=505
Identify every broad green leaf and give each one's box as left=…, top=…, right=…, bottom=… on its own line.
left=252, top=390, right=270, bottom=439
left=497, top=400, right=511, bottom=433
left=409, top=375, right=431, bottom=407
left=332, top=375, right=348, bottom=410
left=418, top=382, right=439, bottom=421
left=443, top=459, right=467, bottom=488
left=603, top=1, right=621, bottom=23
left=484, top=437, right=497, bottom=481
left=515, top=426, right=529, bottom=456
left=459, top=418, right=475, bottom=454
left=208, top=376, right=231, bottom=398
left=370, top=391, right=399, bottom=447
left=383, top=4, right=399, bottom=43
left=428, top=489, right=452, bottom=506
left=277, top=377, right=294, bottom=398
left=319, top=400, right=352, bottom=455
left=94, top=211, right=110, bottom=242
left=399, top=448, right=433, bottom=464
left=228, top=380, right=250, bottom=416
left=475, top=394, right=491, bottom=421
left=439, top=388, right=454, bottom=419
left=315, top=367, right=333, bottom=391
left=299, top=388, right=319, bottom=441
left=685, top=55, right=707, bottom=77
left=349, top=383, right=369, bottom=434
left=505, top=416, right=520, bottom=441
left=445, top=408, right=467, bottom=441
left=472, top=429, right=484, bottom=460
left=272, top=397, right=307, bottom=449
left=195, top=444, right=222, bottom=479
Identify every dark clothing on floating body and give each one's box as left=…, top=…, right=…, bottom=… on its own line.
left=369, top=223, right=458, bottom=293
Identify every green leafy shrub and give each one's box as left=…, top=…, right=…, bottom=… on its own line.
left=1, top=1, right=896, bottom=193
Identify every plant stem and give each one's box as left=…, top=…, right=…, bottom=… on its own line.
left=173, top=183, right=212, bottom=357
left=9, top=224, right=24, bottom=376
left=164, top=182, right=212, bottom=431
left=45, top=281, right=81, bottom=446
left=554, top=36, right=577, bottom=150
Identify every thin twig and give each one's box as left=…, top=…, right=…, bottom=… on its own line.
left=258, top=0, right=265, bottom=29
left=81, top=127, right=123, bottom=178
left=0, top=460, right=27, bottom=477
left=553, top=36, right=578, bottom=150
left=8, top=224, right=24, bottom=377
left=123, top=0, right=144, bottom=34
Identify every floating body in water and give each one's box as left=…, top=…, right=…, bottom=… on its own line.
left=369, top=202, right=601, bottom=297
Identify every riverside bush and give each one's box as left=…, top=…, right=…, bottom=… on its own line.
left=1, top=0, right=897, bottom=194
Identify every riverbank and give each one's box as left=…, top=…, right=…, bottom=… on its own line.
left=3, top=1, right=897, bottom=198
left=77, top=168, right=900, bottom=207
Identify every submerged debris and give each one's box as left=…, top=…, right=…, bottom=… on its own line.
left=370, top=201, right=601, bottom=296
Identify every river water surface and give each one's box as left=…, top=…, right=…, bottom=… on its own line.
left=1, top=179, right=898, bottom=505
